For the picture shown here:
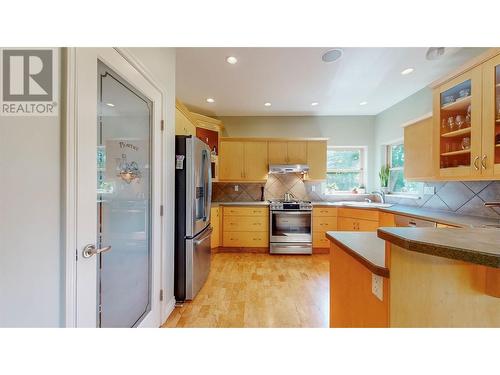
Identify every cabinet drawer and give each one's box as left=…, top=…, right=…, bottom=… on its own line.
left=223, top=215, right=268, bottom=232
left=312, top=216, right=338, bottom=232
left=313, top=207, right=338, bottom=217
left=338, top=208, right=379, bottom=221
left=338, top=217, right=379, bottom=232
left=223, top=206, right=269, bottom=217
left=222, top=231, right=269, bottom=247
left=313, top=231, right=330, bottom=248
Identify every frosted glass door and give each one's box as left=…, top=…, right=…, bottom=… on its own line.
left=97, top=62, right=152, bottom=327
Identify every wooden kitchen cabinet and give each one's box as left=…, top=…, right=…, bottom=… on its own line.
left=431, top=50, right=500, bottom=181
left=287, top=141, right=308, bottom=164
left=210, top=207, right=220, bottom=249
left=306, top=140, right=327, bottom=180
left=222, top=206, right=269, bottom=248
left=338, top=208, right=379, bottom=232
left=481, top=53, right=500, bottom=177
left=219, top=140, right=268, bottom=181
left=219, top=140, right=245, bottom=180
left=312, top=207, right=338, bottom=249
left=244, top=141, right=268, bottom=180
left=268, top=141, right=288, bottom=164
left=268, top=141, right=307, bottom=164
left=404, top=116, right=435, bottom=180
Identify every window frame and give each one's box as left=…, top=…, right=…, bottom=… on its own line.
left=386, top=141, right=422, bottom=196
left=326, top=146, right=366, bottom=194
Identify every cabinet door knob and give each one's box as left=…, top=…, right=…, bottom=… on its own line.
left=481, top=155, right=487, bottom=170
left=473, top=156, right=480, bottom=170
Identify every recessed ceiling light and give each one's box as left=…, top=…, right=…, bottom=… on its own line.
left=359, top=101, right=368, bottom=106
left=401, top=67, right=415, bottom=75
left=322, top=48, right=343, bottom=63
left=264, top=102, right=272, bottom=107
left=311, top=102, right=319, bottom=106
left=226, top=56, right=238, bottom=64
left=206, top=98, right=215, bottom=103
left=106, top=103, right=115, bottom=107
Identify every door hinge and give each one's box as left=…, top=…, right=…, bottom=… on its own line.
left=161, top=120, right=164, bottom=131
left=160, top=205, right=164, bottom=216
left=160, top=289, right=164, bottom=301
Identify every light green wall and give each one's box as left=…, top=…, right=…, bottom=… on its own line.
left=373, top=87, right=433, bottom=188
left=219, top=115, right=377, bottom=190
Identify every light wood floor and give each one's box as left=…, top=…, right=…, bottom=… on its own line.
left=162, top=253, right=329, bottom=328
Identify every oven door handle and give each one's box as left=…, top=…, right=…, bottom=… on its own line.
left=270, top=210, right=312, bottom=214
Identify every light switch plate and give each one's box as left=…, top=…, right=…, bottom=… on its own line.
left=311, top=185, right=316, bottom=192
left=424, top=186, right=435, bottom=195
left=372, top=274, right=383, bottom=301
left=234, top=185, right=239, bottom=192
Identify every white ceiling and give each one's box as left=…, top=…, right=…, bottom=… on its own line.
left=175, top=47, right=485, bottom=116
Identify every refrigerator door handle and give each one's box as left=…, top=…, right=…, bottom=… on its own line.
left=194, top=226, right=213, bottom=245
left=205, top=150, right=212, bottom=220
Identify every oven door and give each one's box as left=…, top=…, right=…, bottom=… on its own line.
left=270, top=210, right=312, bottom=243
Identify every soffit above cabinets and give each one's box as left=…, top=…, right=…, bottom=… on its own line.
left=176, top=47, right=486, bottom=117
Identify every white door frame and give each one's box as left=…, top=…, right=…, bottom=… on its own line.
left=63, top=47, right=167, bottom=327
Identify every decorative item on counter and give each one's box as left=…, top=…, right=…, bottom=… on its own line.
left=351, top=187, right=358, bottom=194
left=458, top=88, right=470, bottom=98
left=358, top=185, right=366, bottom=194
left=461, top=137, right=471, bottom=150
left=379, top=165, right=390, bottom=194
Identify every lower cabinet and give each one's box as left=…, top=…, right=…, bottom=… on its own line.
left=312, top=207, right=338, bottom=249
left=222, top=206, right=269, bottom=248
left=338, top=208, right=380, bottom=232
left=210, top=207, right=220, bottom=249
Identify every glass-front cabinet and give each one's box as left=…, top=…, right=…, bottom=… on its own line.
left=481, top=54, right=500, bottom=178
left=434, top=66, right=482, bottom=179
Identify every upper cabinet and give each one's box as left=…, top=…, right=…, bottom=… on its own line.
left=306, top=140, right=327, bottom=180
left=268, top=141, right=307, bottom=164
left=432, top=49, right=500, bottom=180
left=404, top=115, right=434, bottom=181
left=219, top=138, right=328, bottom=182
left=434, top=67, right=482, bottom=179
left=481, top=54, right=500, bottom=177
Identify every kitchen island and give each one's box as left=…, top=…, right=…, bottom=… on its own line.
left=327, top=227, right=500, bottom=327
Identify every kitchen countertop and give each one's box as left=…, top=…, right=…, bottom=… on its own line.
left=326, top=232, right=389, bottom=277
left=378, top=227, right=500, bottom=268
left=212, top=201, right=499, bottom=228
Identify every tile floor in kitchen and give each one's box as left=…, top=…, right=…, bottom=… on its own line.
left=163, top=253, right=329, bottom=328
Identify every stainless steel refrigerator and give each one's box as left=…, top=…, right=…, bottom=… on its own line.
left=174, top=136, right=212, bottom=302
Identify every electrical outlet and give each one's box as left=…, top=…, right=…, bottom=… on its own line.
left=234, top=185, right=239, bottom=192
left=424, top=186, right=435, bottom=195
left=372, top=274, right=383, bottom=301
left=311, top=185, right=316, bottom=192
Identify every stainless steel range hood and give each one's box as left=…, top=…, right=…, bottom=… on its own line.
left=268, top=164, right=310, bottom=174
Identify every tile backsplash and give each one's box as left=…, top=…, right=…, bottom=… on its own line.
left=385, top=181, right=500, bottom=219
left=212, top=173, right=370, bottom=203
left=212, top=174, right=500, bottom=219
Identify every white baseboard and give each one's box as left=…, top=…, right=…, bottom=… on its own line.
left=161, top=297, right=176, bottom=326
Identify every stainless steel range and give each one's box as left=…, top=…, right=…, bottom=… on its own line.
left=269, top=199, right=313, bottom=254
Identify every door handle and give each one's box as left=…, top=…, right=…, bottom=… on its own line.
left=473, top=156, right=480, bottom=170
left=82, top=244, right=112, bottom=259
left=481, top=155, right=487, bottom=170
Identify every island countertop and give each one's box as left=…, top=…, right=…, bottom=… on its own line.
left=378, top=227, right=500, bottom=268
left=326, top=231, right=389, bottom=277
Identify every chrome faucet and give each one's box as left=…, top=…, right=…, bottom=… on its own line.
left=371, top=191, right=385, bottom=204
left=364, top=198, right=372, bottom=203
